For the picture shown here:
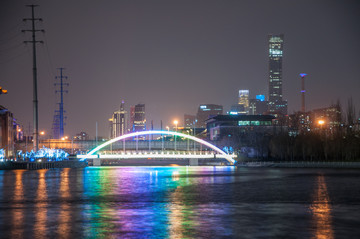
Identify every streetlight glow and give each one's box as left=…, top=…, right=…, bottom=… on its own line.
left=318, top=120, right=325, bottom=125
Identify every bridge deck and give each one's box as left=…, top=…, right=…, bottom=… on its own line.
left=77, top=151, right=236, bottom=160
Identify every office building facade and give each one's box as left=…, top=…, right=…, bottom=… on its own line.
left=109, top=101, right=127, bottom=138
left=196, top=104, right=223, bottom=128
left=268, top=34, right=287, bottom=115
left=249, top=99, right=268, bottom=115
left=133, top=104, right=146, bottom=132
left=238, top=90, right=250, bottom=114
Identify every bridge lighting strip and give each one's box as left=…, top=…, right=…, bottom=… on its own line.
left=77, top=153, right=235, bottom=159
left=78, top=130, right=235, bottom=164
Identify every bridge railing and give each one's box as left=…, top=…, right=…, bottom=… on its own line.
left=77, top=150, right=237, bottom=160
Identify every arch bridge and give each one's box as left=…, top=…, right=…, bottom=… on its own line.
left=77, top=130, right=236, bottom=164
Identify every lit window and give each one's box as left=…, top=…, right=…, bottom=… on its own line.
left=238, top=121, right=250, bottom=126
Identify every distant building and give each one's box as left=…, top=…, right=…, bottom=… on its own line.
left=109, top=101, right=127, bottom=138
left=73, top=132, right=90, bottom=141
left=196, top=104, right=223, bottom=128
left=229, top=104, right=245, bottom=115
left=287, top=104, right=342, bottom=134
left=311, top=105, right=342, bottom=131
left=0, top=105, right=16, bottom=158
left=129, top=106, right=135, bottom=132
left=206, top=115, right=276, bottom=141
left=133, top=104, right=146, bottom=132
left=206, top=115, right=279, bottom=158
left=268, top=34, right=287, bottom=115
left=238, top=90, right=249, bottom=114
left=249, top=98, right=268, bottom=115
left=288, top=111, right=312, bottom=133
left=184, top=114, right=196, bottom=127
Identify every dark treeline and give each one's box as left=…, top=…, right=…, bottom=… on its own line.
left=268, top=132, right=360, bottom=161
left=214, top=126, right=360, bottom=161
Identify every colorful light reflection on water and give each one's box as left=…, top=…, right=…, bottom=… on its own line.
left=1, top=167, right=360, bottom=238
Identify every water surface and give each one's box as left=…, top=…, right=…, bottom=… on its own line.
left=1, top=166, right=360, bottom=238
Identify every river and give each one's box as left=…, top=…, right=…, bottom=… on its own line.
left=0, top=166, right=360, bottom=238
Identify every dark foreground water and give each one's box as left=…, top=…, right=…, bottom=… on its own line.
left=1, top=166, right=360, bottom=238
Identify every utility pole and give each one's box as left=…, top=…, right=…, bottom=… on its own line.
left=23, top=5, right=44, bottom=152
left=54, top=68, right=69, bottom=139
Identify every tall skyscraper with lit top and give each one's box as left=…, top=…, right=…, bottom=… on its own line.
left=109, top=100, right=127, bottom=138
left=238, top=90, right=249, bottom=114
left=268, top=34, right=287, bottom=115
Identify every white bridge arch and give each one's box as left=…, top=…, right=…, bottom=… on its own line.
left=78, top=130, right=235, bottom=164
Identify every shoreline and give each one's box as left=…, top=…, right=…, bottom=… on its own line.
left=0, top=160, right=87, bottom=170
left=237, top=161, right=360, bottom=168
left=2, top=160, right=360, bottom=169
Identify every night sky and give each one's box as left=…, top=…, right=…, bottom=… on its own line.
left=1, top=0, right=359, bottom=138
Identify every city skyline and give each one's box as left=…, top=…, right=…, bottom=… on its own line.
left=1, top=0, right=360, bottom=138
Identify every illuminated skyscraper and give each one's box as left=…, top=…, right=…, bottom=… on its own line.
left=238, top=90, right=249, bottom=114
left=268, top=34, right=287, bottom=115
left=133, top=104, right=146, bottom=132
left=109, top=100, right=127, bottom=138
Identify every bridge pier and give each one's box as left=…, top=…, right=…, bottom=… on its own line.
left=189, top=158, right=198, bottom=166
left=93, top=158, right=101, bottom=166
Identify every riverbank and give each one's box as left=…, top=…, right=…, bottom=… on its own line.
left=0, top=160, right=88, bottom=170
left=237, top=161, right=360, bottom=168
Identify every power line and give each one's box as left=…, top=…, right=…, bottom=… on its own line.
left=0, top=49, right=29, bottom=65
left=40, top=38, right=56, bottom=78
left=0, top=33, right=23, bottom=45
left=0, top=42, right=25, bottom=53
left=0, top=22, right=24, bottom=35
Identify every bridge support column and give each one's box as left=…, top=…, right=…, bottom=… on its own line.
left=189, top=158, right=198, bottom=166
left=93, top=158, right=101, bottom=166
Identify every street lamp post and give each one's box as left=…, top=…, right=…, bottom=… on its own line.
left=193, top=120, right=197, bottom=151
left=71, top=138, right=74, bottom=154
left=186, top=130, right=189, bottom=151
left=318, top=119, right=325, bottom=135
left=173, top=120, right=178, bottom=151
left=39, top=131, right=45, bottom=148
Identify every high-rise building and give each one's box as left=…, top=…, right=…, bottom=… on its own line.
left=109, top=101, right=127, bottom=138
left=229, top=104, right=245, bottom=115
left=196, top=104, right=223, bottom=128
left=238, top=90, right=249, bottom=114
left=268, top=34, right=287, bottom=115
left=129, top=106, right=135, bottom=132
left=249, top=98, right=268, bottom=115
left=184, top=114, right=196, bottom=127
left=133, top=104, right=146, bottom=132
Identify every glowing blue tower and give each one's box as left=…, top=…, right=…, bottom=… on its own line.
left=52, top=68, right=69, bottom=139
